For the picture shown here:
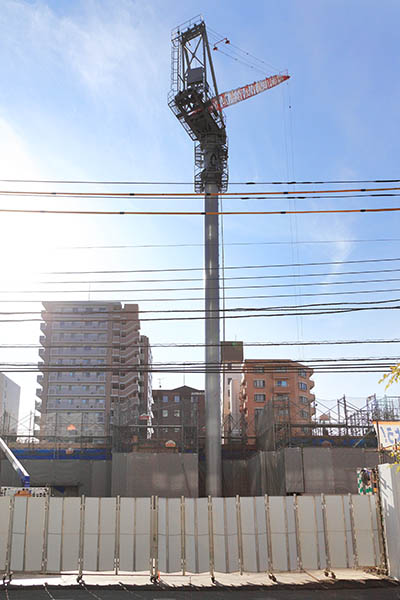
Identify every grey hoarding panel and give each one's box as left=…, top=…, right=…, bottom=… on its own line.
left=24, top=498, right=46, bottom=572
left=184, top=498, right=210, bottom=573
left=0, top=497, right=11, bottom=571
left=99, top=498, right=116, bottom=571
left=325, top=495, right=348, bottom=568
left=83, top=497, right=99, bottom=571
left=158, top=498, right=181, bottom=573
left=269, top=497, right=288, bottom=571
left=211, top=497, right=226, bottom=572
left=303, top=448, right=335, bottom=494
left=119, top=498, right=134, bottom=572
left=297, top=496, right=319, bottom=569
left=352, top=494, right=378, bottom=567
left=379, top=464, right=400, bottom=579
left=47, top=498, right=62, bottom=572
left=135, top=498, right=151, bottom=572
left=225, top=497, right=239, bottom=572
left=240, top=497, right=257, bottom=572
left=284, top=449, right=304, bottom=494
left=254, top=496, right=268, bottom=572
left=61, top=497, right=81, bottom=571
left=10, top=497, right=27, bottom=571
left=285, top=496, right=298, bottom=571
left=196, top=498, right=210, bottom=573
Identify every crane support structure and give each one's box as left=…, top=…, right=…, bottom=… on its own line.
left=0, top=437, right=30, bottom=487
left=169, top=16, right=289, bottom=496
left=169, top=17, right=225, bottom=496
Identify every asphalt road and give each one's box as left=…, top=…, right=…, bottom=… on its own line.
left=3, top=582, right=400, bottom=600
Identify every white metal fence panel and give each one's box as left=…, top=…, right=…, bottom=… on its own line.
left=119, top=498, right=135, bottom=572
left=24, top=497, right=46, bottom=572
left=0, top=493, right=382, bottom=576
left=158, top=498, right=181, bottom=573
left=61, top=497, right=81, bottom=571
left=297, top=496, right=319, bottom=569
left=99, top=498, right=117, bottom=571
left=46, top=497, right=63, bottom=572
left=352, top=494, right=378, bottom=567
left=10, top=497, right=27, bottom=572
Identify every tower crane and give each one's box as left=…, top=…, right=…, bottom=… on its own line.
left=168, top=16, right=289, bottom=496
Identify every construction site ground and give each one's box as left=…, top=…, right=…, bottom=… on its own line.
left=2, top=570, right=399, bottom=599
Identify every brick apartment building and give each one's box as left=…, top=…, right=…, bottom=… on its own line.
left=36, top=301, right=152, bottom=441
left=240, top=359, right=315, bottom=441
left=152, top=385, right=205, bottom=449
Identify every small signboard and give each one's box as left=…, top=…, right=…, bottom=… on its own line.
left=373, top=420, right=400, bottom=449
left=0, top=487, right=50, bottom=497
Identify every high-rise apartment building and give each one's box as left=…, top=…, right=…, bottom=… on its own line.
left=240, top=359, right=315, bottom=440
left=36, top=301, right=152, bottom=442
left=0, top=373, right=21, bottom=434
left=221, top=341, right=244, bottom=439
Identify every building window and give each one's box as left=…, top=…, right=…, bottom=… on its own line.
left=276, top=380, right=288, bottom=387
left=299, top=382, right=307, bottom=391
left=162, top=409, right=168, bottom=418
left=254, top=408, right=264, bottom=429
left=254, top=379, right=265, bottom=388
left=174, top=409, right=180, bottom=417
left=298, top=369, right=307, bottom=378
left=300, top=396, right=308, bottom=405
left=254, top=394, right=266, bottom=403
left=174, top=395, right=180, bottom=403
left=162, top=395, right=169, bottom=403
left=174, top=427, right=180, bottom=432
left=300, top=409, right=309, bottom=418
left=275, top=367, right=288, bottom=372
left=278, top=408, right=289, bottom=416
left=275, top=394, right=289, bottom=402
left=254, top=366, right=264, bottom=373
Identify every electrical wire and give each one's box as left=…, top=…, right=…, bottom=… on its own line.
left=1, top=178, right=399, bottom=185
left=9, top=265, right=400, bottom=286
left=0, top=206, right=398, bottom=217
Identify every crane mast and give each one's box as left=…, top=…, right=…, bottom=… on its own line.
left=169, top=17, right=225, bottom=496
left=169, top=16, right=290, bottom=497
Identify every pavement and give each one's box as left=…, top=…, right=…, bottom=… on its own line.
left=2, top=570, right=400, bottom=599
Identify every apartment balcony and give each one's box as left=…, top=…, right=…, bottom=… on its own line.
left=309, top=380, right=315, bottom=389
left=35, top=400, right=42, bottom=412
left=40, top=322, right=47, bottom=333
left=37, top=374, right=44, bottom=385
left=39, top=335, right=47, bottom=346
left=34, top=414, right=41, bottom=426
left=36, top=388, right=43, bottom=397
left=38, top=348, right=46, bottom=359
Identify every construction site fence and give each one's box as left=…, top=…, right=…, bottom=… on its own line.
left=0, top=493, right=384, bottom=578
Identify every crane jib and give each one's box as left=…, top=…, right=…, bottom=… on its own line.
left=211, top=73, right=290, bottom=111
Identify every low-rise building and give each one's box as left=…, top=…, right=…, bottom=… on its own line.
left=152, top=385, right=205, bottom=449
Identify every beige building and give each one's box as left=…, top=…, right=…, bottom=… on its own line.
left=0, top=373, right=21, bottom=434
left=36, top=301, right=152, bottom=441
left=240, top=359, right=315, bottom=442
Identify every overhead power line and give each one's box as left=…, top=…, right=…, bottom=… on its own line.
left=1, top=178, right=399, bottom=185
left=0, top=206, right=398, bottom=217
left=41, top=256, right=400, bottom=275
left=1, top=304, right=400, bottom=322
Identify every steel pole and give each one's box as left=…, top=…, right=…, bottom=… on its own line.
left=204, top=178, right=222, bottom=497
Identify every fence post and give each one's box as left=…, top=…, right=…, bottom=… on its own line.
left=293, top=495, right=302, bottom=572
left=4, top=496, right=15, bottom=581
left=114, top=496, right=120, bottom=575
left=235, top=495, right=243, bottom=575
left=180, top=496, right=186, bottom=575
left=348, top=493, right=359, bottom=569
left=41, top=495, right=50, bottom=573
left=374, top=468, right=388, bottom=573
left=321, top=493, right=333, bottom=577
left=78, top=495, right=85, bottom=580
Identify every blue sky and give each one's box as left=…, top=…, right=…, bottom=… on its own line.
left=0, top=0, right=400, bottom=424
